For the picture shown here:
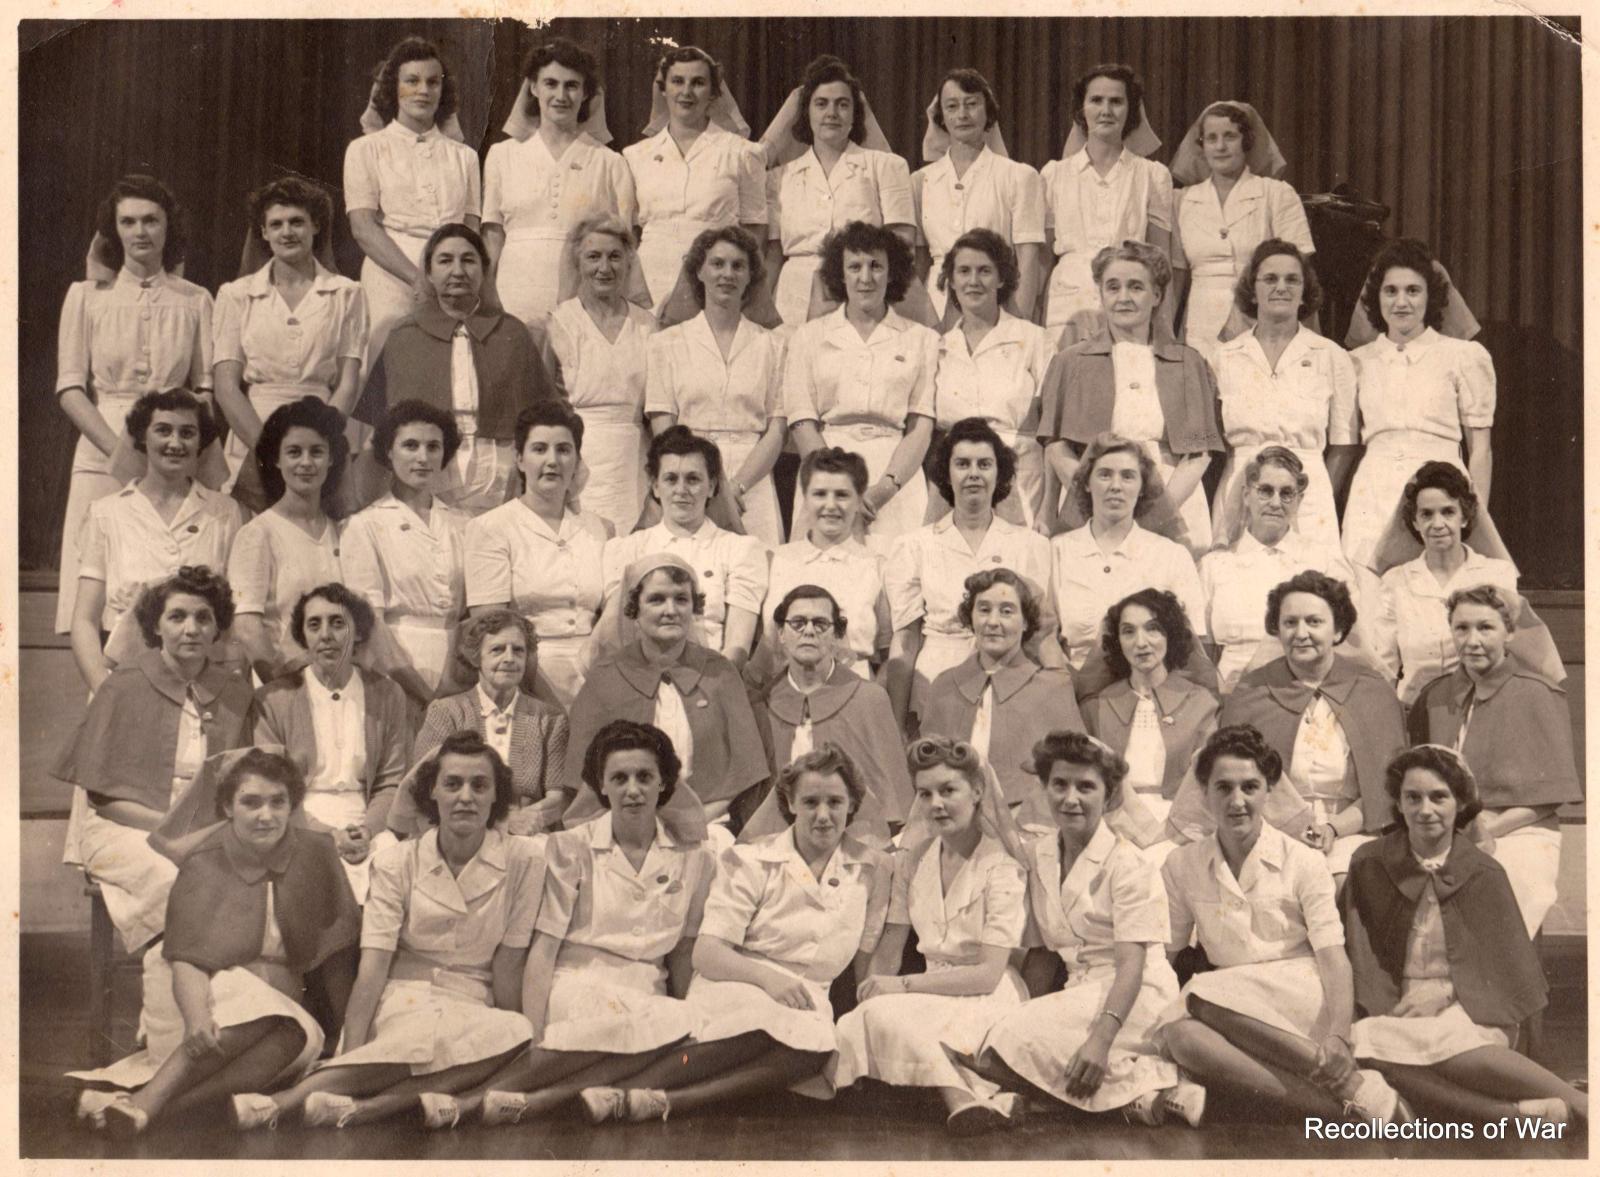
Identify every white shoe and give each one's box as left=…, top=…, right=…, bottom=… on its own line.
left=304, top=1091, right=360, bottom=1129
left=1122, top=1090, right=1166, bottom=1127
left=1516, top=1096, right=1570, bottom=1125
left=76, top=1089, right=119, bottom=1130
left=1162, top=1079, right=1207, bottom=1128
left=579, top=1086, right=627, bottom=1124
left=419, top=1092, right=461, bottom=1130
left=482, top=1090, right=531, bottom=1126
left=103, top=1096, right=149, bottom=1139
left=1342, top=1069, right=1403, bottom=1124
left=624, top=1088, right=671, bottom=1123
left=232, top=1093, right=281, bottom=1131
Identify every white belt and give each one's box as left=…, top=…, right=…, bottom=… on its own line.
left=504, top=226, right=571, bottom=242
left=822, top=421, right=903, bottom=443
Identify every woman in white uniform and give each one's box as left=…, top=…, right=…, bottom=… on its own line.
left=785, top=221, right=940, bottom=540
left=344, top=36, right=481, bottom=374
left=483, top=38, right=637, bottom=330
left=1041, top=64, right=1173, bottom=340
left=53, top=173, right=213, bottom=635
left=543, top=216, right=655, bottom=535
left=1211, top=241, right=1358, bottom=551
left=1342, top=239, right=1497, bottom=572
left=623, top=45, right=766, bottom=312
left=1170, top=101, right=1315, bottom=372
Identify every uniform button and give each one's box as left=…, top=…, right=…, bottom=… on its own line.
left=954, top=183, right=964, bottom=191
left=631, top=925, right=645, bottom=936
left=1219, top=228, right=1229, bottom=240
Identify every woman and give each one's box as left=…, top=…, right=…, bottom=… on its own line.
left=1158, top=725, right=1404, bottom=1126
left=1047, top=433, right=1207, bottom=671
left=1040, top=64, right=1172, bottom=339
left=784, top=220, right=939, bottom=540
left=483, top=38, right=636, bottom=330
left=341, top=400, right=469, bottom=711
left=1408, top=586, right=1581, bottom=937
left=70, top=390, right=243, bottom=690
left=238, top=731, right=543, bottom=1129
left=973, top=731, right=1194, bottom=1125
left=385, top=610, right=570, bottom=840
left=830, top=736, right=1029, bottom=1135
left=564, top=555, right=768, bottom=841
left=1170, top=101, right=1315, bottom=372
left=1038, top=240, right=1224, bottom=549
left=913, top=68, right=1045, bottom=321
left=213, top=175, right=369, bottom=484
left=1081, top=589, right=1218, bottom=854
left=1371, top=461, right=1518, bottom=704
left=54, top=173, right=213, bottom=635
left=543, top=216, right=656, bottom=534
left=1210, top=240, right=1358, bottom=550
left=921, top=569, right=1083, bottom=823
left=1342, top=240, right=1497, bottom=571
left=932, top=230, right=1056, bottom=525
left=1342, top=745, right=1585, bottom=1126
left=344, top=36, right=481, bottom=371
left=465, top=401, right=611, bottom=707
left=646, top=226, right=786, bottom=545
left=74, top=750, right=360, bottom=1136
left=624, top=45, right=766, bottom=312
left=763, top=55, right=915, bottom=327
left=886, top=418, right=1059, bottom=726
left=601, top=426, right=769, bottom=660
left=227, top=397, right=348, bottom=681
left=437, top=721, right=716, bottom=1126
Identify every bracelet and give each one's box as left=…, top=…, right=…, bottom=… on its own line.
left=899, top=975, right=913, bottom=994
left=1097, top=1008, right=1125, bottom=1029
left=882, top=472, right=902, bottom=490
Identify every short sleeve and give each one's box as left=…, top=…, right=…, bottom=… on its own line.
left=1010, top=163, right=1047, bottom=246
left=212, top=283, right=247, bottom=367
left=599, top=534, right=633, bottom=605
left=877, top=152, right=915, bottom=227
left=77, top=504, right=109, bottom=582
left=1325, top=345, right=1360, bottom=445
left=1169, top=193, right=1191, bottom=271
left=1371, top=572, right=1403, bottom=682
left=338, top=515, right=389, bottom=611
left=337, top=287, right=370, bottom=362
left=188, top=292, right=215, bottom=390
left=697, top=844, right=764, bottom=946
left=1294, top=847, right=1345, bottom=952
left=908, top=169, right=928, bottom=246
left=1107, top=845, right=1170, bottom=945
left=761, top=332, right=787, bottom=421
left=643, top=331, right=678, bottom=418
left=609, top=152, right=639, bottom=230
left=681, top=845, right=718, bottom=939
left=856, top=850, right=895, bottom=955
left=1267, top=179, right=1315, bottom=255
left=534, top=830, right=585, bottom=940
left=227, top=521, right=274, bottom=616
left=1160, top=851, right=1197, bottom=950
left=56, top=282, right=91, bottom=393
left=359, top=839, right=410, bottom=951
left=736, top=141, right=767, bottom=225
left=781, top=323, right=823, bottom=425
left=1165, top=541, right=1208, bottom=641
left=481, top=142, right=508, bottom=226
left=1197, top=552, right=1222, bottom=638
left=979, top=855, right=1028, bottom=949
left=465, top=152, right=483, bottom=218
left=1454, top=340, right=1497, bottom=429
left=721, top=533, right=770, bottom=614
left=1038, top=160, right=1059, bottom=236
left=883, top=531, right=927, bottom=631
left=343, top=138, right=381, bottom=215
left=886, top=845, right=916, bottom=926
left=764, top=168, right=784, bottom=243
left=500, top=837, right=548, bottom=949
left=905, top=325, right=940, bottom=420
left=464, top=513, right=514, bottom=610
left=1146, top=162, right=1175, bottom=234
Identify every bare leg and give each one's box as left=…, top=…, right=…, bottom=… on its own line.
left=1367, top=1062, right=1518, bottom=1122
left=267, top=1062, right=415, bottom=1116
left=1163, top=1017, right=1346, bottom=1120
left=1435, top=1047, right=1589, bottom=1118
left=510, top=1050, right=677, bottom=1118
left=615, top=1033, right=770, bottom=1091
left=337, top=1049, right=524, bottom=1127
left=159, top=1024, right=307, bottom=1121
left=648, top=1046, right=828, bottom=1117
left=452, top=1047, right=623, bottom=1119
left=125, top=1019, right=289, bottom=1121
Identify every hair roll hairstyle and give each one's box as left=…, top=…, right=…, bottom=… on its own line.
left=126, top=389, right=219, bottom=454
left=1029, top=730, right=1129, bottom=810
left=580, top=719, right=682, bottom=808
left=1243, top=445, right=1310, bottom=495
left=775, top=743, right=865, bottom=823
left=1091, top=239, right=1172, bottom=302
left=1400, top=460, right=1478, bottom=543
left=248, top=175, right=334, bottom=250
left=1195, top=724, right=1283, bottom=788
left=134, top=565, right=236, bottom=647
left=906, top=734, right=986, bottom=793
left=799, top=446, right=869, bottom=496
left=410, top=730, right=516, bottom=828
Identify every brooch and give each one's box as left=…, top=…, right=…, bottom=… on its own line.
left=827, top=877, right=841, bottom=887
left=400, top=523, right=411, bottom=531
left=653, top=154, right=664, bottom=163
left=894, top=355, right=906, bottom=363
left=185, top=524, right=199, bottom=533
left=656, top=874, right=670, bottom=885
left=1162, top=715, right=1175, bottom=726
left=695, top=698, right=708, bottom=708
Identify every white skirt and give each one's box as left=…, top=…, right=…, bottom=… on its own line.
left=705, top=429, right=784, bottom=547
left=300, top=792, right=396, bottom=906
left=775, top=255, right=822, bottom=327
left=1351, top=987, right=1508, bottom=1066
left=531, top=632, right=588, bottom=711
left=1213, top=443, right=1341, bottom=552
left=496, top=229, right=567, bottom=330
left=811, top=426, right=928, bottom=542
left=77, top=804, right=179, bottom=953
left=320, top=973, right=531, bottom=1076
left=1183, top=273, right=1236, bottom=374
left=540, top=946, right=695, bottom=1055
left=638, top=219, right=718, bottom=313
left=686, top=970, right=838, bottom=1054
left=1045, top=250, right=1106, bottom=337
left=436, top=438, right=517, bottom=518
left=1136, top=438, right=1212, bottom=555
left=1155, top=954, right=1332, bottom=1044
left=1491, top=824, right=1563, bottom=938
left=361, top=230, right=430, bottom=379
left=911, top=630, right=974, bottom=720
left=390, top=616, right=454, bottom=694
left=1341, top=433, right=1464, bottom=571
left=574, top=416, right=648, bottom=536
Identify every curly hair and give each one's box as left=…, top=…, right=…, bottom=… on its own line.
left=216, top=748, right=307, bottom=817
left=1400, top=460, right=1478, bottom=543
left=1233, top=239, right=1323, bottom=321
left=92, top=174, right=188, bottom=272
left=654, top=45, right=722, bottom=99
left=930, top=417, right=1016, bottom=507
left=682, top=224, right=766, bottom=308
left=772, top=584, right=846, bottom=637
left=566, top=213, right=634, bottom=267
left=248, top=175, right=334, bottom=250
left=423, top=221, right=489, bottom=273
left=372, top=399, right=461, bottom=471
left=1069, top=432, right=1162, bottom=522
left=1196, top=724, right=1282, bottom=788
left=580, top=720, right=682, bottom=809
left=1265, top=569, right=1358, bottom=645
left=370, top=36, right=459, bottom=126
left=1384, top=745, right=1481, bottom=830
left=906, top=734, right=987, bottom=795
left=1196, top=102, right=1256, bottom=154
left=289, top=582, right=375, bottom=650
left=937, top=228, right=1020, bottom=310
left=1101, top=587, right=1195, bottom=679
left=410, top=730, right=516, bottom=828
left=457, top=609, right=538, bottom=672
left=254, top=396, right=350, bottom=513
left=646, top=424, right=724, bottom=492
left=514, top=399, right=586, bottom=457
left=1244, top=445, right=1310, bottom=496
left=798, top=446, right=869, bottom=496
left=791, top=55, right=868, bottom=147
left=134, top=565, right=235, bottom=648
left=1360, top=238, right=1450, bottom=335
left=931, top=68, right=1000, bottom=132
left=1070, top=63, right=1145, bottom=139
left=126, top=389, right=218, bottom=454
left=1446, top=583, right=1516, bottom=633
left=1030, top=730, right=1129, bottom=810
left=1091, top=239, right=1172, bottom=303
left=818, top=221, right=914, bottom=306
left=521, top=38, right=600, bottom=123
left=624, top=563, right=707, bottom=620
left=774, top=743, right=865, bottom=824
left=957, top=568, right=1040, bottom=645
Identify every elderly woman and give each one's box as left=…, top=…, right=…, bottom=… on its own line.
left=601, top=425, right=769, bottom=660
left=343, top=36, right=480, bottom=370
left=213, top=175, right=369, bottom=481
left=341, top=400, right=469, bottom=711
left=932, top=230, right=1056, bottom=525
left=239, top=732, right=543, bottom=1129
left=252, top=584, right=411, bottom=902
left=1081, top=589, right=1218, bottom=855
left=973, top=731, right=1192, bottom=1125
left=921, top=568, right=1083, bottom=823
left=1341, top=745, right=1586, bottom=1127
left=1048, top=433, right=1207, bottom=671
left=74, top=750, right=360, bottom=1136
left=1343, top=239, right=1497, bottom=570
left=1370, top=461, right=1518, bottom=705
left=886, top=417, right=1059, bottom=727
left=646, top=225, right=786, bottom=545
left=483, top=38, right=636, bottom=330
left=763, top=55, right=915, bottom=327
left=466, top=401, right=611, bottom=707
left=1038, top=240, right=1223, bottom=548
left=831, top=736, right=1029, bottom=1136
left=543, top=216, right=655, bottom=535
left=1157, top=725, right=1404, bottom=1127
left=69, top=390, right=243, bottom=690
left=1210, top=240, right=1358, bottom=550
left=1170, top=101, right=1315, bottom=372
left=784, top=220, right=940, bottom=539
left=1040, top=64, right=1173, bottom=338
left=385, top=610, right=570, bottom=840
left=1200, top=446, right=1359, bottom=694
left=54, top=173, right=213, bottom=635
left=624, top=45, right=766, bottom=312
left=1408, top=586, right=1581, bottom=937
left=913, top=67, right=1045, bottom=321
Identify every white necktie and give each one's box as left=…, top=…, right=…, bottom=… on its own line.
left=969, top=675, right=995, bottom=760
left=653, top=673, right=695, bottom=783
left=791, top=695, right=814, bottom=759
left=450, top=322, right=480, bottom=482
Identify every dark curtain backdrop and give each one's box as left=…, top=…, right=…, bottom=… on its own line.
left=17, top=15, right=1583, bottom=585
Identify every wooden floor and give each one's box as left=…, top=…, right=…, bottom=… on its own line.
left=20, top=934, right=1589, bottom=1163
